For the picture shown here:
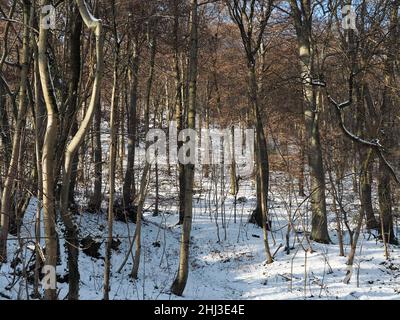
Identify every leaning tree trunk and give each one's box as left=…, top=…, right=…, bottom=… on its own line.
left=344, top=147, right=373, bottom=284
left=0, top=1, right=16, bottom=172
left=0, top=0, right=31, bottom=262
left=60, top=0, right=104, bottom=300
left=130, top=163, right=150, bottom=279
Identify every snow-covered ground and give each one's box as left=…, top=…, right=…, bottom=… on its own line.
left=0, top=167, right=399, bottom=300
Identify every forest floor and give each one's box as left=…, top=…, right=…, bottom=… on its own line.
left=0, top=169, right=400, bottom=300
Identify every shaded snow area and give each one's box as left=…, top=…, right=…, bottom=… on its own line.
left=0, top=170, right=399, bottom=300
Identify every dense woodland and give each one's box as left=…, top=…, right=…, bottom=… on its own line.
left=0, top=0, right=399, bottom=300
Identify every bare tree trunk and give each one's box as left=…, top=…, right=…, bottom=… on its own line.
left=130, top=17, right=157, bottom=280
left=360, top=152, right=379, bottom=229
left=0, top=0, right=31, bottom=262
left=291, top=0, right=329, bottom=243
left=33, top=40, right=46, bottom=298
left=356, top=82, right=379, bottom=230
left=68, top=123, right=80, bottom=205
left=298, top=127, right=306, bottom=197
left=309, top=89, right=330, bottom=243
left=250, top=66, right=273, bottom=264
left=165, top=79, right=172, bottom=176
left=378, top=0, right=398, bottom=247
left=344, top=208, right=364, bottom=284
left=172, top=3, right=186, bottom=225
left=230, top=126, right=237, bottom=196
left=60, top=0, right=103, bottom=300
left=130, top=163, right=150, bottom=279
left=144, top=22, right=156, bottom=135
left=378, top=160, right=395, bottom=249
left=38, top=0, right=60, bottom=300
left=171, top=0, right=198, bottom=296
left=203, top=81, right=211, bottom=179
left=90, top=98, right=102, bottom=212
left=0, top=1, right=16, bottom=173
left=123, top=39, right=140, bottom=206
left=0, top=83, right=11, bottom=169
left=103, top=61, right=118, bottom=300
left=104, top=2, right=119, bottom=299
left=226, top=0, right=274, bottom=261
left=344, top=146, right=373, bottom=284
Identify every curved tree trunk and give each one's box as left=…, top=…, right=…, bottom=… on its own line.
left=60, top=0, right=104, bottom=300
left=38, top=0, right=60, bottom=300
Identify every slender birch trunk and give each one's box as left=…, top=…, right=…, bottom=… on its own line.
left=38, top=0, right=60, bottom=300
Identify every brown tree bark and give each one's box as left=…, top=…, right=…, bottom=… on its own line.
left=377, top=0, right=399, bottom=247
left=290, top=0, right=330, bottom=243
left=226, top=0, right=274, bottom=262
left=123, top=38, right=140, bottom=207
left=60, top=0, right=104, bottom=300
left=104, top=1, right=119, bottom=299
left=171, top=0, right=198, bottom=296
left=0, top=0, right=32, bottom=262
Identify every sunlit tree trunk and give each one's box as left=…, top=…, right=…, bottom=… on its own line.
left=38, top=0, right=60, bottom=300
left=290, top=0, right=330, bottom=243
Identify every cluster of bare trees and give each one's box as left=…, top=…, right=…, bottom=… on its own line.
left=0, top=0, right=398, bottom=300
